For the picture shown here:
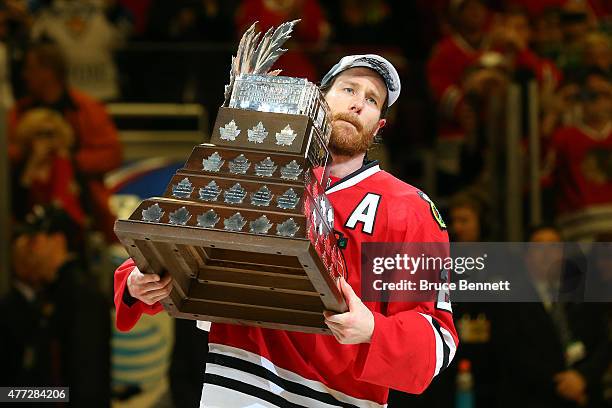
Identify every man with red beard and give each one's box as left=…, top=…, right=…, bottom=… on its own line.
left=114, top=54, right=458, bottom=407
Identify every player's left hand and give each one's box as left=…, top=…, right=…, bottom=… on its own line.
left=324, top=277, right=374, bottom=344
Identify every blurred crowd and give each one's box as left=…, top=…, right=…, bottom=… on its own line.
left=0, top=0, right=611, bottom=407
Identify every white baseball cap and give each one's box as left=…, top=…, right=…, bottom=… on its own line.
left=320, top=54, right=401, bottom=107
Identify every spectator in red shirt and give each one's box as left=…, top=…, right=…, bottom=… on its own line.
left=492, top=7, right=563, bottom=140
left=12, top=108, right=86, bottom=227
left=8, top=43, right=122, bottom=242
left=427, top=0, right=489, bottom=138
left=492, top=7, right=562, bottom=88
left=531, top=7, right=564, bottom=61
left=545, top=69, right=612, bottom=216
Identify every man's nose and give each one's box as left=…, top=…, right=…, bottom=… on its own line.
left=349, top=96, right=364, bottom=113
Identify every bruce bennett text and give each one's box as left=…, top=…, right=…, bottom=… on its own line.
left=372, top=279, right=511, bottom=291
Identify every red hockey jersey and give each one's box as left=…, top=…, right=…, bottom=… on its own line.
left=114, top=161, right=458, bottom=407
left=548, top=123, right=612, bottom=215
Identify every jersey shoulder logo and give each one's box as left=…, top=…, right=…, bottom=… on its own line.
left=417, top=191, right=447, bottom=230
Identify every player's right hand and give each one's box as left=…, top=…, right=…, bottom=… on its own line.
left=127, top=267, right=173, bottom=305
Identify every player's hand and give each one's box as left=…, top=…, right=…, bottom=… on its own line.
left=323, top=277, right=374, bottom=344
left=127, top=267, right=173, bottom=305
left=554, top=370, right=587, bottom=404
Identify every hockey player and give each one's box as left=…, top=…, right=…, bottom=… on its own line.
left=114, top=54, right=458, bottom=407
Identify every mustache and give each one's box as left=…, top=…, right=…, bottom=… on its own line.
left=331, top=112, right=362, bottom=132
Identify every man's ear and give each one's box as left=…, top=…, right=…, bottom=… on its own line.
left=373, top=118, right=386, bottom=137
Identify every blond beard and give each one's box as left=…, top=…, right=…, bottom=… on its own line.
left=328, top=112, right=378, bottom=157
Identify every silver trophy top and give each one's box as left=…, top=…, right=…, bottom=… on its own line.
left=228, top=73, right=330, bottom=143
left=223, top=19, right=301, bottom=106
left=222, top=20, right=331, bottom=143
left=229, top=73, right=315, bottom=114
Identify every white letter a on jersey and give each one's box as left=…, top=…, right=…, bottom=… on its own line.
left=345, top=193, right=381, bottom=235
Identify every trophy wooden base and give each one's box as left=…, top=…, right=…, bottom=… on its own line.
left=115, top=218, right=347, bottom=334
